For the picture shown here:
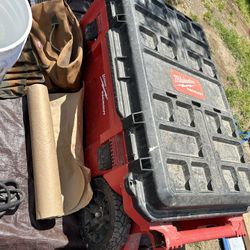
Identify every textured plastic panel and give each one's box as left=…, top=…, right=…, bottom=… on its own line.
left=106, top=0, right=250, bottom=221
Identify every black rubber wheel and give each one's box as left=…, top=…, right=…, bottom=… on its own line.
left=79, top=178, right=131, bottom=250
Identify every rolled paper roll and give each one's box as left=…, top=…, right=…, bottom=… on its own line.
left=27, top=84, right=63, bottom=220
left=49, top=89, right=92, bottom=215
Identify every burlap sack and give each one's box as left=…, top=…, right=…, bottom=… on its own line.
left=30, top=0, right=83, bottom=91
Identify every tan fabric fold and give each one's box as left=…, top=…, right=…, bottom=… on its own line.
left=30, top=0, right=83, bottom=91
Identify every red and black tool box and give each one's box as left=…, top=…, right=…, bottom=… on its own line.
left=80, top=0, right=249, bottom=249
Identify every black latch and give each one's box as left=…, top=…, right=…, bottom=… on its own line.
left=110, top=14, right=126, bottom=28
left=122, top=112, right=145, bottom=130
left=85, top=19, right=98, bottom=41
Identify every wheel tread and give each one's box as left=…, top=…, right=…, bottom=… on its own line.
left=80, top=178, right=131, bottom=250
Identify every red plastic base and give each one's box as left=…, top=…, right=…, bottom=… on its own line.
left=123, top=217, right=245, bottom=250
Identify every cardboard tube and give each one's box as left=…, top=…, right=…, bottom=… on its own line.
left=27, top=84, right=63, bottom=219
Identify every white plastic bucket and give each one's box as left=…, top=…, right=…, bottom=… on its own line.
left=0, top=0, right=32, bottom=81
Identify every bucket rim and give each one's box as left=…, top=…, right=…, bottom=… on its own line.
left=0, top=0, right=32, bottom=53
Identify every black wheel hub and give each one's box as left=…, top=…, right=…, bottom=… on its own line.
left=81, top=189, right=111, bottom=245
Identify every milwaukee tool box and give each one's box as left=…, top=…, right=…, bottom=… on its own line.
left=80, top=0, right=249, bottom=249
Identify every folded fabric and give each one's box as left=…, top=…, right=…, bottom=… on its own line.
left=0, top=38, right=46, bottom=99
left=30, top=0, right=83, bottom=91
left=0, top=0, right=84, bottom=99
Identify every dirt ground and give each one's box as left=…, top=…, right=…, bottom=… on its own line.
left=186, top=240, right=221, bottom=250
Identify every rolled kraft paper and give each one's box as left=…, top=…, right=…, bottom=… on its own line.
left=27, top=84, right=63, bottom=220
left=49, top=89, right=93, bottom=215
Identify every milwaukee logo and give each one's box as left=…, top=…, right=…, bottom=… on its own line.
left=173, top=75, right=196, bottom=87
left=100, top=74, right=108, bottom=115
left=170, top=69, right=206, bottom=100
left=100, top=74, right=108, bottom=101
